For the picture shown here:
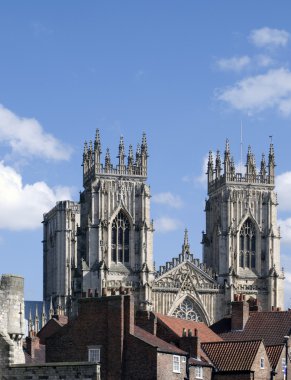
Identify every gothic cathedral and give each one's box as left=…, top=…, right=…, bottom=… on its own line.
left=43, top=132, right=284, bottom=324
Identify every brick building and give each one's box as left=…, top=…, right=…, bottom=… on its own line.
left=46, top=294, right=188, bottom=380
left=201, top=340, right=271, bottom=380
left=211, top=296, right=291, bottom=379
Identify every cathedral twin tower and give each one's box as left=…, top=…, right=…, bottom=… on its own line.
left=43, top=131, right=284, bottom=323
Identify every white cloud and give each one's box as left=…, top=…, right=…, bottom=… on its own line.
left=0, top=161, right=73, bottom=230
left=276, top=171, right=291, bottom=211
left=152, top=192, right=183, bottom=208
left=154, top=217, right=182, bottom=233
left=278, top=218, right=291, bottom=245
left=217, top=56, right=251, bottom=72
left=196, top=155, right=208, bottom=186
left=0, top=104, right=72, bottom=160
left=250, top=27, right=290, bottom=48
left=217, top=68, right=291, bottom=116
left=255, top=54, right=274, bottom=68
left=216, top=54, right=274, bottom=72
left=182, top=155, right=208, bottom=188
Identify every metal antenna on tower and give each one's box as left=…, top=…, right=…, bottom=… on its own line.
left=240, top=120, right=243, bottom=174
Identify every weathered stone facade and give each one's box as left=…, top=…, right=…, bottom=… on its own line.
left=43, top=131, right=155, bottom=313
left=43, top=134, right=284, bottom=324
left=43, top=200, right=80, bottom=311
left=203, top=141, right=284, bottom=311
left=0, top=275, right=25, bottom=367
left=4, top=362, right=101, bottom=380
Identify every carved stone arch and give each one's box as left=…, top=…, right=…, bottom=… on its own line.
left=237, top=211, right=260, bottom=235
left=236, top=214, right=260, bottom=272
left=168, top=294, right=210, bottom=325
left=109, top=207, right=133, bottom=265
left=109, top=205, right=133, bottom=228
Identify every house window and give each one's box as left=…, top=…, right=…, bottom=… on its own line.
left=111, top=211, right=130, bottom=264
left=196, top=366, right=203, bottom=378
left=88, top=348, right=100, bottom=363
left=282, top=358, right=286, bottom=372
left=239, top=219, right=256, bottom=269
left=173, top=355, right=181, bottom=373
left=260, top=357, right=264, bottom=369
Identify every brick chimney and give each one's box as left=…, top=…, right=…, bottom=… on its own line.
left=179, top=328, right=200, bottom=359
left=231, top=294, right=249, bottom=331
left=26, top=335, right=40, bottom=358
left=124, top=294, right=134, bottom=336
left=135, top=310, right=157, bottom=336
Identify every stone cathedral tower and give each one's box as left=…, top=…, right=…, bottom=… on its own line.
left=202, top=140, right=284, bottom=311
left=75, top=130, right=155, bottom=308
left=43, top=134, right=285, bottom=322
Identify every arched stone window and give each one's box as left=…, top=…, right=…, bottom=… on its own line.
left=239, top=219, right=256, bottom=269
left=172, top=298, right=202, bottom=321
left=111, top=211, right=130, bottom=264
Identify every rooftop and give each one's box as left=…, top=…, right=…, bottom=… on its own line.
left=211, top=310, right=291, bottom=346
left=134, top=326, right=186, bottom=355
left=156, top=313, right=222, bottom=343
left=201, top=340, right=263, bottom=372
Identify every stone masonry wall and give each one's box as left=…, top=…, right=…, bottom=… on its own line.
left=2, top=362, right=100, bottom=380
left=0, top=275, right=25, bottom=366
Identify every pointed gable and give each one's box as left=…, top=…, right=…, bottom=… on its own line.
left=201, top=340, right=265, bottom=372
left=156, top=313, right=222, bottom=343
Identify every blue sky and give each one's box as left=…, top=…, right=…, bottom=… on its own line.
left=1, top=1, right=291, bottom=305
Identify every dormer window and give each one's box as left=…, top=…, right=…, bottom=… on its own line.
left=260, top=357, right=264, bottom=369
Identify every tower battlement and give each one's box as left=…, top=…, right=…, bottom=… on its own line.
left=207, top=140, right=275, bottom=194
left=83, top=130, right=148, bottom=186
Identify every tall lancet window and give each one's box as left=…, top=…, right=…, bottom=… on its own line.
left=111, top=211, right=130, bottom=264
left=239, top=219, right=256, bottom=269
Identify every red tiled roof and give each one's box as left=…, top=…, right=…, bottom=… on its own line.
left=266, top=344, right=284, bottom=369
left=134, top=326, right=187, bottom=355
left=201, top=340, right=263, bottom=371
left=155, top=313, right=222, bottom=343
left=217, top=311, right=291, bottom=346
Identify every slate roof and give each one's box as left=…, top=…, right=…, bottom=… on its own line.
left=210, top=316, right=231, bottom=335
left=156, top=313, right=222, bottom=343
left=201, top=340, right=263, bottom=372
left=134, top=326, right=187, bottom=355
left=212, top=311, right=291, bottom=346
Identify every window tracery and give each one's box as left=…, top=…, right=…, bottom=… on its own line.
left=239, top=219, right=256, bottom=269
left=111, top=211, right=130, bottom=264
left=172, top=298, right=202, bottom=321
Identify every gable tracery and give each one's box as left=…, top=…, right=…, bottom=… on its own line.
left=154, top=262, right=215, bottom=291
left=172, top=298, right=202, bottom=321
